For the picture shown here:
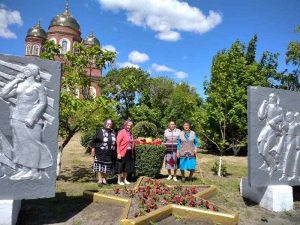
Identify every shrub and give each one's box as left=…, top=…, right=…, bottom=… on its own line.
left=81, top=132, right=94, bottom=153
left=132, top=121, right=158, bottom=138
left=135, top=144, right=165, bottom=178
left=211, top=159, right=228, bottom=176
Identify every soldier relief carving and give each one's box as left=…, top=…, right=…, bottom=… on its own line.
left=0, top=61, right=54, bottom=181
left=257, top=93, right=300, bottom=181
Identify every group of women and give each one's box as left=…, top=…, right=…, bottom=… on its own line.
left=91, top=119, right=199, bottom=187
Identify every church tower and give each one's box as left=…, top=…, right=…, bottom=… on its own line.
left=25, top=21, right=47, bottom=57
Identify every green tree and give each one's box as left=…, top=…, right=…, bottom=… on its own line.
left=201, top=37, right=278, bottom=159
left=163, top=82, right=202, bottom=130
left=41, top=42, right=117, bottom=173
left=41, top=40, right=61, bottom=60
left=278, top=25, right=300, bottom=91
left=100, top=67, right=150, bottom=119
left=246, top=34, right=257, bottom=64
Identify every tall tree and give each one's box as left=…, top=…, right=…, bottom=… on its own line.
left=278, top=25, right=300, bottom=91
left=41, top=41, right=117, bottom=173
left=246, top=34, right=257, bottom=64
left=201, top=38, right=278, bottom=158
left=100, top=67, right=150, bottom=120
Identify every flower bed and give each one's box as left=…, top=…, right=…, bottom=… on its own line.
left=100, top=178, right=219, bottom=219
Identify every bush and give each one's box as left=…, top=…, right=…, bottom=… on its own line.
left=132, top=121, right=158, bottom=138
left=211, top=159, right=228, bottom=176
left=135, top=144, right=165, bottom=178
left=81, top=132, right=94, bottom=153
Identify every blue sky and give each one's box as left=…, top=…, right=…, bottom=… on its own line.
left=0, top=0, right=299, bottom=97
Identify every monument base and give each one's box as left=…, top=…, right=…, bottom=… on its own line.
left=240, top=178, right=293, bottom=212
left=0, top=200, right=21, bottom=225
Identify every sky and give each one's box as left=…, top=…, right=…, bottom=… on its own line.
left=0, top=0, right=299, bottom=97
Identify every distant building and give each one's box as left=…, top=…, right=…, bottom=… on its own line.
left=25, top=3, right=102, bottom=97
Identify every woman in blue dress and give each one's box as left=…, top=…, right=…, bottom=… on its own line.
left=176, top=121, right=199, bottom=182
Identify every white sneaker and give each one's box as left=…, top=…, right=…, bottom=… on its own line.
left=124, top=180, right=130, bottom=185
left=118, top=181, right=125, bottom=185
left=166, top=175, right=172, bottom=180
left=173, top=177, right=178, bottom=182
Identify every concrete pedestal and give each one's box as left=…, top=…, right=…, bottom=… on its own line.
left=0, top=200, right=21, bottom=225
left=240, top=178, right=293, bottom=212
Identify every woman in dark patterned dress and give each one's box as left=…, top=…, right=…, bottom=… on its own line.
left=164, top=121, right=180, bottom=181
left=91, top=119, right=116, bottom=187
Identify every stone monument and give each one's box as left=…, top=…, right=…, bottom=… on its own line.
left=241, top=86, right=300, bottom=212
left=0, top=54, right=61, bottom=224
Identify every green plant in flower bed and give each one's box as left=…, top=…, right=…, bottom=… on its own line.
left=135, top=145, right=166, bottom=178
left=110, top=178, right=219, bottom=219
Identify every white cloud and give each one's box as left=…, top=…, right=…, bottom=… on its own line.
left=174, top=71, right=188, bottom=79
left=98, top=0, right=222, bottom=41
left=0, top=8, right=23, bottom=39
left=102, top=44, right=117, bottom=52
left=155, top=31, right=181, bottom=42
left=128, top=50, right=149, bottom=63
left=151, top=63, right=174, bottom=72
left=118, top=62, right=139, bottom=68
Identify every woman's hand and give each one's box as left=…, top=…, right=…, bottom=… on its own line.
left=176, top=151, right=180, bottom=158
left=194, top=148, right=198, bottom=154
left=117, top=153, right=122, bottom=159
left=91, top=148, right=95, bottom=158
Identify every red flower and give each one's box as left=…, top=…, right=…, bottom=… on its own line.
left=154, top=204, right=158, bottom=209
left=191, top=187, right=197, bottom=194
left=205, top=201, right=210, bottom=209
left=114, top=188, right=120, bottom=194
left=189, top=201, right=196, bottom=207
left=143, top=193, right=148, bottom=199
left=138, top=187, right=145, bottom=192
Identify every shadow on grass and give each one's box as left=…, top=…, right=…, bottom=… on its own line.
left=17, top=192, right=91, bottom=225
left=58, top=166, right=96, bottom=183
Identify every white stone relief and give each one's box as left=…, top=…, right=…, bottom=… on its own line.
left=257, top=93, right=300, bottom=181
left=0, top=61, right=54, bottom=181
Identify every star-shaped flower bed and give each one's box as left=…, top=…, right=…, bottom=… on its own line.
left=84, top=177, right=238, bottom=225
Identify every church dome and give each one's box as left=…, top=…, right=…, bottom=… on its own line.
left=83, top=33, right=100, bottom=46
left=49, top=3, right=80, bottom=31
left=26, top=21, right=47, bottom=39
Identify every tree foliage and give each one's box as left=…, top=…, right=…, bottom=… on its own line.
left=100, top=67, right=150, bottom=119
left=41, top=41, right=117, bottom=153
left=200, top=36, right=279, bottom=155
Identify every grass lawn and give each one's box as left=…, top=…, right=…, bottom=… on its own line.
left=17, top=134, right=300, bottom=225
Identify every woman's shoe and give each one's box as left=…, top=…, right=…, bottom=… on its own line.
left=118, top=181, right=125, bottom=185
left=97, top=182, right=103, bottom=187
left=124, top=180, right=130, bottom=185
left=166, top=175, right=172, bottom=180
left=181, top=177, right=185, bottom=183
left=173, top=177, right=178, bottom=182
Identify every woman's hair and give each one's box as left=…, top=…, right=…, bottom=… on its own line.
left=183, top=121, right=190, bottom=126
left=123, top=120, right=133, bottom=129
left=103, top=119, right=113, bottom=128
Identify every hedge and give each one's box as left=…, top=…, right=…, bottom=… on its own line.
left=135, top=144, right=166, bottom=178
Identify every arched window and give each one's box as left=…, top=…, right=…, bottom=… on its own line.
left=26, top=44, right=31, bottom=55
left=61, top=40, right=68, bottom=54
left=89, top=87, right=97, bottom=98
left=32, top=45, right=40, bottom=56
left=73, top=41, right=79, bottom=54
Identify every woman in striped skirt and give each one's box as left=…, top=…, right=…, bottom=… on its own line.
left=163, top=121, right=181, bottom=181
left=91, top=119, right=116, bottom=187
